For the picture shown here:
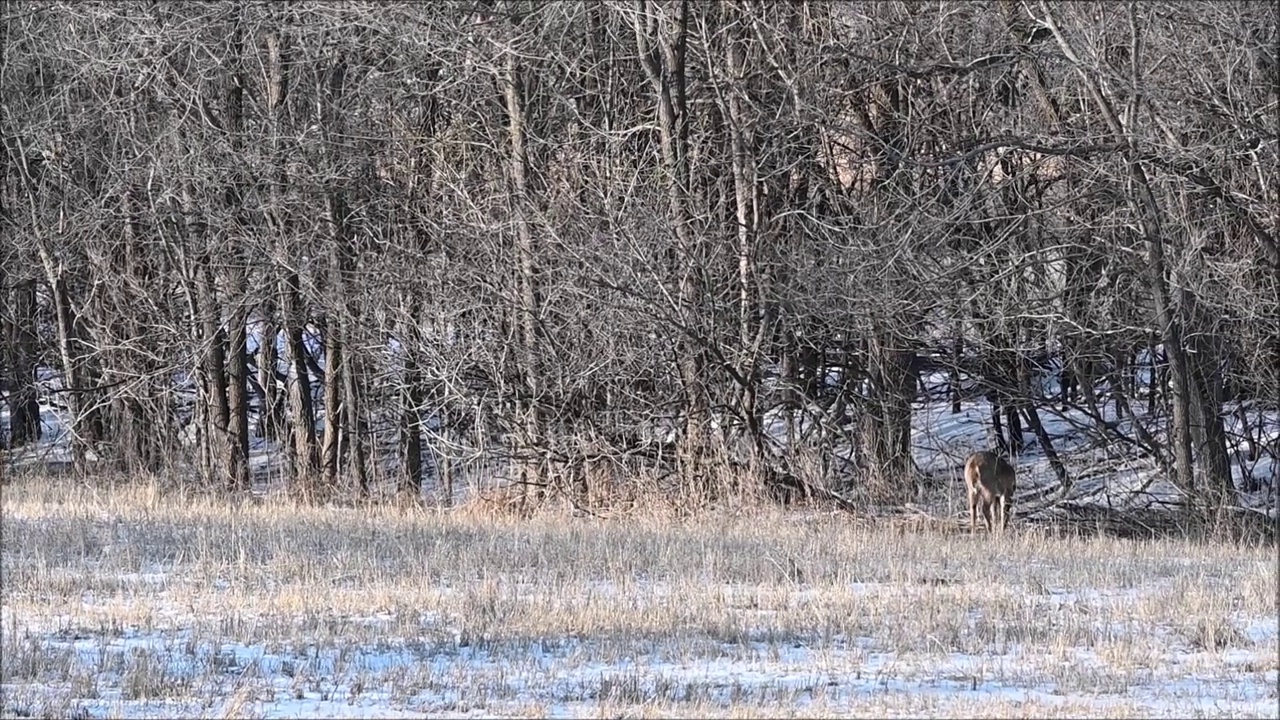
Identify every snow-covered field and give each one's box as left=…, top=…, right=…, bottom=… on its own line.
left=2, top=478, right=1276, bottom=719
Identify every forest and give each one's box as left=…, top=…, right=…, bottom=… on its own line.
left=1, top=0, right=1277, bottom=526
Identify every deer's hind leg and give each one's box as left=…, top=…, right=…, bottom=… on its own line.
left=969, top=490, right=981, bottom=533
left=997, top=495, right=1011, bottom=531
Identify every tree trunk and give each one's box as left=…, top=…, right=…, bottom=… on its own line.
left=7, top=280, right=41, bottom=447
left=1187, top=331, right=1232, bottom=507
left=324, top=192, right=369, bottom=499
left=280, top=272, right=318, bottom=497
left=861, top=331, right=916, bottom=501
left=1005, top=400, right=1025, bottom=456
left=320, top=314, right=343, bottom=491
left=105, top=188, right=166, bottom=474
left=193, top=252, right=230, bottom=487
left=263, top=23, right=317, bottom=497
left=503, top=42, right=543, bottom=505
left=989, top=390, right=1007, bottom=456
left=398, top=297, right=425, bottom=498
left=1018, top=346, right=1070, bottom=493
left=635, top=0, right=707, bottom=497
left=725, top=24, right=770, bottom=477
left=950, top=335, right=963, bottom=414
left=1107, top=342, right=1132, bottom=419
left=1005, top=344, right=1025, bottom=456
left=37, top=248, right=93, bottom=467
left=222, top=6, right=251, bottom=493
left=399, top=367, right=424, bottom=499
left=1146, top=334, right=1162, bottom=417
left=342, top=345, right=368, bottom=497
left=256, top=313, right=284, bottom=442
left=224, top=292, right=250, bottom=491
left=1134, top=183, right=1197, bottom=498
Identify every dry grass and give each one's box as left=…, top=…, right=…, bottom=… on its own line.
left=1, top=476, right=1276, bottom=719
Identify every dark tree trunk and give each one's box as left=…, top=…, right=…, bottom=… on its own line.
left=1107, top=343, right=1132, bottom=419
left=225, top=297, right=251, bottom=492
left=861, top=332, right=916, bottom=500
left=989, top=395, right=1007, bottom=456
left=222, top=9, right=251, bottom=493
left=194, top=255, right=231, bottom=486
left=636, top=0, right=708, bottom=498
left=1188, top=330, right=1232, bottom=506
left=256, top=313, right=284, bottom=443
left=398, top=298, right=425, bottom=498
left=342, top=350, right=368, bottom=497
left=949, top=335, right=963, bottom=414
left=7, top=280, right=41, bottom=447
left=280, top=272, right=318, bottom=497
left=1005, top=400, right=1024, bottom=455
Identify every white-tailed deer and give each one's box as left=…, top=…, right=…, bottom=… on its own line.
left=963, top=451, right=1016, bottom=534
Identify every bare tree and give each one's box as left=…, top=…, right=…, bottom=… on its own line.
left=1, top=0, right=1273, bottom=523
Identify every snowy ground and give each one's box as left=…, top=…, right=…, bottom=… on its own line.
left=2, top=481, right=1276, bottom=719
left=5, top=603, right=1278, bottom=719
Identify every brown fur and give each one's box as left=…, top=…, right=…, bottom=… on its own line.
left=963, top=451, right=1016, bottom=534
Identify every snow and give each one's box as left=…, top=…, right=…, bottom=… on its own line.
left=4, top=597, right=1275, bottom=719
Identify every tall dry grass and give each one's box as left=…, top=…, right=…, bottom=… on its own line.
left=2, top=475, right=1276, bottom=718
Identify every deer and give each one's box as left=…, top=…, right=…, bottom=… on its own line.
left=963, top=450, right=1016, bottom=534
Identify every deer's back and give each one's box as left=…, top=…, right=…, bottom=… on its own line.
left=964, top=451, right=1016, bottom=497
